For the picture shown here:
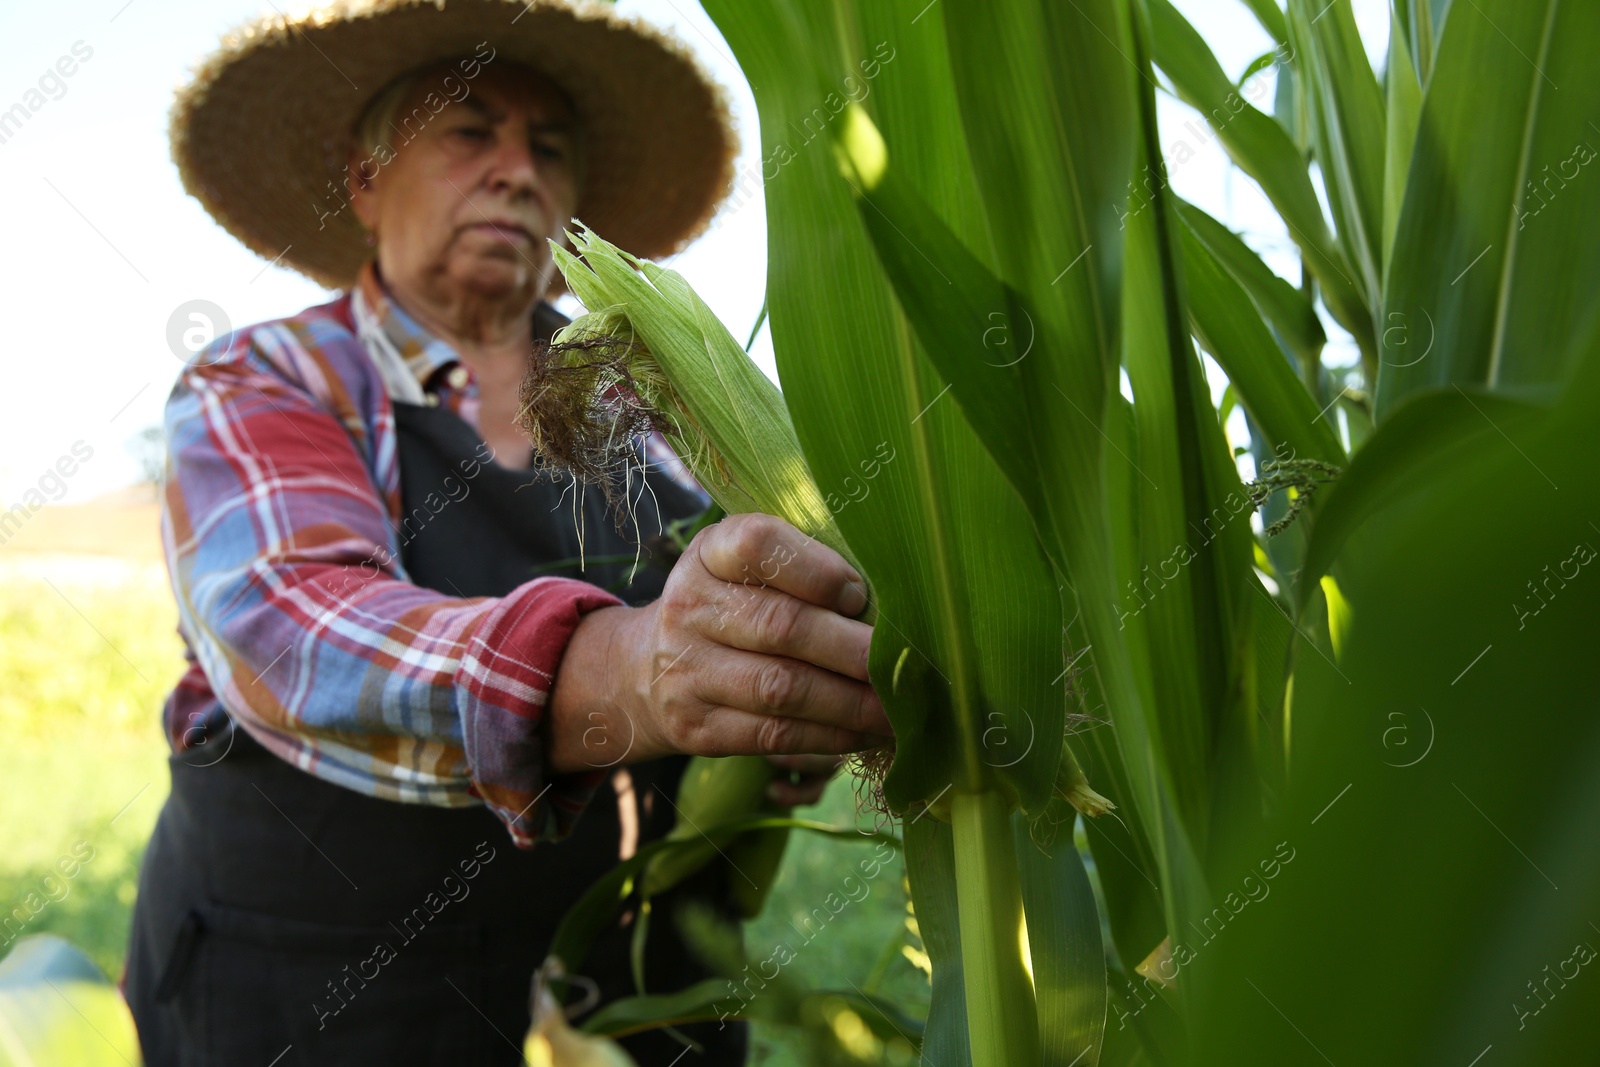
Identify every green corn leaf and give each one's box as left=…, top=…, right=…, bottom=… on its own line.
left=1100, top=984, right=1181, bottom=1065
left=1071, top=388, right=1170, bottom=976
left=942, top=0, right=1132, bottom=369
left=1192, top=327, right=1600, bottom=1066
left=1013, top=815, right=1107, bottom=1064
left=1287, top=0, right=1389, bottom=311
left=1121, top=0, right=1259, bottom=926
left=1294, top=384, right=1542, bottom=616
left=1070, top=391, right=1170, bottom=973
left=580, top=976, right=745, bottom=1036
left=1177, top=209, right=1345, bottom=466
left=933, top=0, right=1134, bottom=591
left=1177, top=199, right=1327, bottom=374
left=829, top=113, right=1037, bottom=531
left=580, top=976, right=925, bottom=1050
left=545, top=816, right=899, bottom=980
left=1237, top=49, right=1281, bottom=88
left=1147, top=0, right=1374, bottom=359
left=826, top=1, right=1213, bottom=957
left=928, top=7, right=1178, bottom=862
left=698, top=7, right=1073, bottom=1062
left=834, top=89, right=1213, bottom=975
left=696, top=8, right=1158, bottom=1061
left=1382, top=4, right=1423, bottom=273
left=1247, top=568, right=1294, bottom=778
left=1378, top=0, right=1600, bottom=419
left=702, top=0, right=1068, bottom=822
left=1398, top=0, right=1449, bottom=84
left=903, top=816, right=972, bottom=1067
left=1272, top=15, right=1311, bottom=154
left=1119, top=4, right=1230, bottom=841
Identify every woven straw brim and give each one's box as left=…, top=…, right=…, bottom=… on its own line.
left=171, top=0, right=737, bottom=291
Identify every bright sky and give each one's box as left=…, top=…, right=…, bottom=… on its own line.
left=0, top=0, right=1390, bottom=505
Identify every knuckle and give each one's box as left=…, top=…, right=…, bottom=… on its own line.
left=659, top=697, right=702, bottom=750
left=752, top=594, right=802, bottom=649
left=725, top=512, right=777, bottom=563
left=754, top=659, right=800, bottom=712
left=668, top=714, right=699, bottom=752
left=756, top=714, right=800, bottom=754
left=649, top=642, right=684, bottom=680
left=657, top=580, right=710, bottom=635
left=655, top=592, right=687, bottom=631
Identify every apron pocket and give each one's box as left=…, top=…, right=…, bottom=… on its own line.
left=191, top=902, right=507, bottom=1066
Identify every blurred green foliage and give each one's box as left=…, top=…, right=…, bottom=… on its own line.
left=0, top=561, right=177, bottom=980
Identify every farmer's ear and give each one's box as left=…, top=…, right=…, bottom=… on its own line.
left=344, top=149, right=381, bottom=232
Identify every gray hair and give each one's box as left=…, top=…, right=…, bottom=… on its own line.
left=350, top=71, right=421, bottom=162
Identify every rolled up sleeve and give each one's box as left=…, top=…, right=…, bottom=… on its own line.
left=163, top=320, right=621, bottom=847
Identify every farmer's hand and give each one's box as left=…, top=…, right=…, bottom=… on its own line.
left=546, top=513, right=890, bottom=773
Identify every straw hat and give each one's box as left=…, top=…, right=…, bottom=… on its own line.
left=171, top=0, right=737, bottom=290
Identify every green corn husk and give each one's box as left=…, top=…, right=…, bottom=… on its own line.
left=641, top=753, right=787, bottom=916
left=520, top=224, right=860, bottom=581
left=651, top=756, right=778, bottom=885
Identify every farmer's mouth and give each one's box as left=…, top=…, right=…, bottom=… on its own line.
left=465, top=220, right=536, bottom=244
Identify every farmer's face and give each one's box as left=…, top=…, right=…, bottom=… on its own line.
left=350, top=63, right=580, bottom=308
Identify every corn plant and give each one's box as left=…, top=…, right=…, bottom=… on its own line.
left=528, top=0, right=1600, bottom=1063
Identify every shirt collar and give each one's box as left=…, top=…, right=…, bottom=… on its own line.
left=351, top=260, right=463, bottom=395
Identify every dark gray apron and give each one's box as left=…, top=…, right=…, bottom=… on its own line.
left=124, top=352, right=746, bottom=1064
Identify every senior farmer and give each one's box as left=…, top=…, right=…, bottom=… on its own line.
left=123, top=2, right=887, bottom=1063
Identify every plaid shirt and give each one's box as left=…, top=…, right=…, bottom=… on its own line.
left=161, top=261, right=703, bottom=847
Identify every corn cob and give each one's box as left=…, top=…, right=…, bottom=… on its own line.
left=518, top=225, right=861, bottom=581
left=641, top=753, right=787, bottom=917
left=518, top=225, right=867, bottom=919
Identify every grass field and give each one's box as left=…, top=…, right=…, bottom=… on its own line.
left=0, top=555, right=176, bottom=983
left=0, top=548, right=929, bottom=1064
